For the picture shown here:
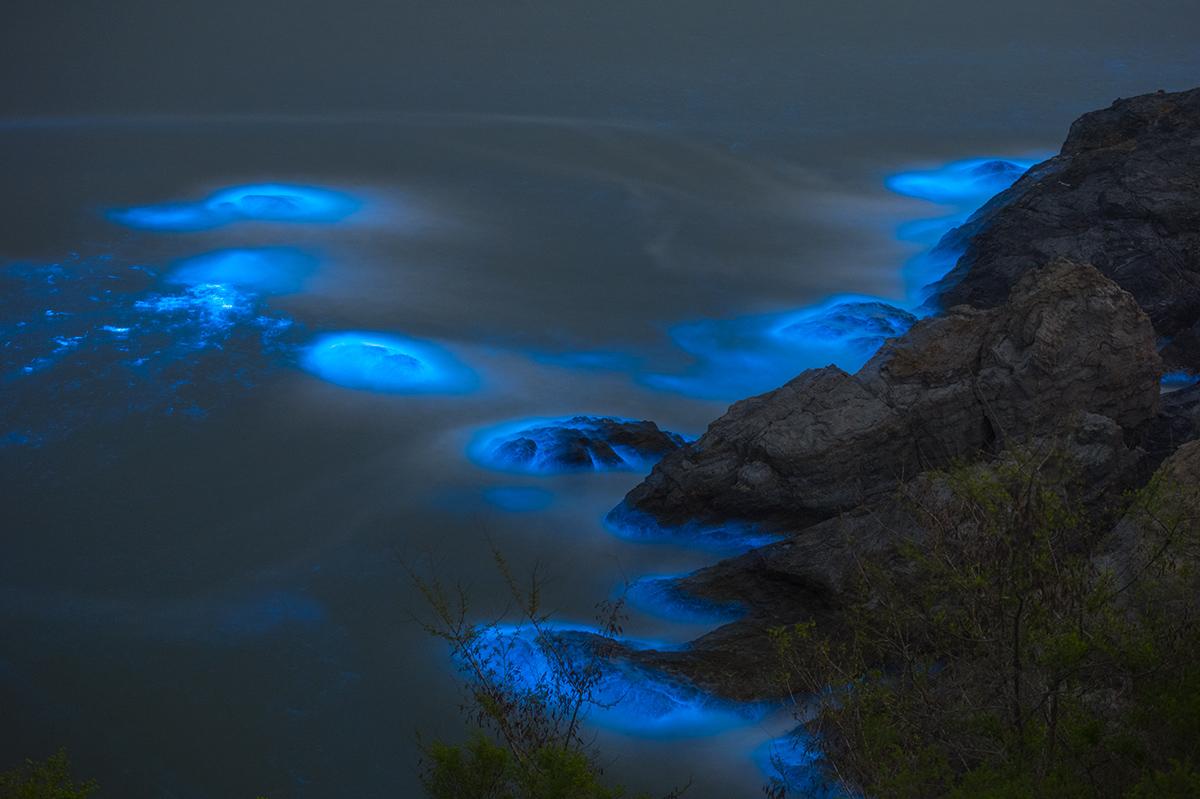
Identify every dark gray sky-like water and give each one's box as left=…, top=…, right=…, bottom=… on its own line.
left=2, top=3, right=1199, bottom=799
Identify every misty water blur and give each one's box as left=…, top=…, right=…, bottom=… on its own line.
left=2, top=3, right=1199, bottom=797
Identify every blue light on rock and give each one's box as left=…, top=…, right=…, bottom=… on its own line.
left=1162, top=370, right=1200, bottom=389
left=885, top=158, right=1038, bottom=206
left=472, top=622, right=768, bottom=737
left=108, top=183, right=361, bottom=231
left=640, top=156, right=1043, bottom=400
left=604, top=503, right=782, bottom=555
left=770, top=296, right=917, bottom=355
left=167, top=247, right=318, bottom=294
left=482, top=486, right=556, bottom=513
left=468, top=416, right=687, bottom=475
left=626, top=575, right=744, bottom=625
left=300, top=331, right=478, bottom=394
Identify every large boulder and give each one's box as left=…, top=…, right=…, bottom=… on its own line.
left=630, top=410, right=1148, bottom=700
left=616, top=260, right=1161, bottom=529
left=929, top=87, right=1200, bottom=372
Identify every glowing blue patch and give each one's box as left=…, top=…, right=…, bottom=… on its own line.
left=300, top=331, right=478, bottom=394
left=471, top=622, right=768, bottom=737
left=641, top=296, right=919, bottom=401
left=771, top=298, right=916, bottom=353
left=1, top=256, right=298, bottom=447
left=626, top=575, right=744, bottom=625
left=482, top=486, right=556, bottom=513
left=108, top=183, right=360, bottom=231
left=604, top=503, right=782, bottom=555
left=468, top=416, right=686, bottom=475
left=167, top=247, right=318, bottom=294
left=754, top=728, right=842, bottom=798
left=1162, top=370, right=1200, bottom=388
left=885, top=158, right=1038, bottom=206
left=640, top=156, right=1047, bottom=400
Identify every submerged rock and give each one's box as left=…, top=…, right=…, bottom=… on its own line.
left=618, top=260, right=1160, bottom=529
left=470, top=415, right=687, bottom=474
left=928, top=87, right=1200, bottom=371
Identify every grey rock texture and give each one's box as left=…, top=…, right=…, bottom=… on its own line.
left=929, top=87, right=1200, bottom=372
left=616, top=260, right=1161, bottom=530
left=631, top=411, right=1148, bottom=700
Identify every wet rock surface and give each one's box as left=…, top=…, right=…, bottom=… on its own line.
left=474, top=416, right=688, bottom=474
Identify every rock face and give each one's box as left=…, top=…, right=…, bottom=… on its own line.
left=630, top=410, right=1149, bottom=700
left=472, top=415, right=687, bottom=474
left=929, top=87, right=1200, bottom=371
left=617, top=260, right=1161, bottom=529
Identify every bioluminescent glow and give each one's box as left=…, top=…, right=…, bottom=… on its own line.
left=641, top=295, right=919, bottom=400
left=640, top=157, right=1041, bottom=400
left=604, top=503, right=782, bottom=554
left=1, top=256, right=298, bottom=446
left=626, top=575, right=744, bottom=625
left=770, top=298, right=916, bottom=354
left=885, top=158, right=1038, bottom=206
left=108, top=183, right=361, bottom=231
left=468, top=416, right=687, bottom=475
left=754, top=728, right=842, bottom=798
left=482, top=486, right=556, bottom=512
left=167, top=247, right=318, bottom=294
left=1162, top=370, right=1200, bottom=389
left=300, top=331, right=478, bottom=394
left=471, top=622, right=768, bottom=737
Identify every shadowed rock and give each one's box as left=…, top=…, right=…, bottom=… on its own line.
left=616, top=260, right=1161, bottom=530
left=928, top=87, right=1200, bottom=372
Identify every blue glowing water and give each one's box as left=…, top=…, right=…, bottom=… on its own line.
left=754, top=728, right=845, bottom=798
left=604, top=503, right=781, bottom=555
left=300, top=331, right=478, bottom=394
left=108, top=183, right=361, bottom=231
left=1162, top=370, right=1200, bottom=388
left=625, top=575, right=744, bottom=625
left=471, top=622, right=769, bottom=737
left=885, top=157, right=1039, bottom=206
left=638, top=157, right=1037, bottom=400
left=468, top=416, right=687, bottom=475
left=167, top=247, right=319, bottom=294
left=0, top=256, right=297, bottom=446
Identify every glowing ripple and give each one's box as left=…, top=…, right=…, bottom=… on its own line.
left=108, top=183, right=360, bottom=231
left=473, top=622, right=768, bottom=737
left=604, top=503, right=781, bottom=554
left=300, top=331, right=478, bottom=394
left=626, top=575, right=744, bottom=625
left=885, top=157, right=1039, bottom=206
left=167, top=247, right=318, bottom=294
left=468, top=415, right=687, bottom=475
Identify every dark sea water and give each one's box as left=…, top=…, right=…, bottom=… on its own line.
left=2, top=2, right=1198, bottom=797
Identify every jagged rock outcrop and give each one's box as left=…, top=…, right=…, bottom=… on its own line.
left=630, top=411, right=1148, bottom=700
left=616, top=260, right=1161, bottom=529
left=929, top=87, right=1200, bottom=372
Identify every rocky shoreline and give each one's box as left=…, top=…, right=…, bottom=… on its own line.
left=612, top=86, right=1200, bottom=701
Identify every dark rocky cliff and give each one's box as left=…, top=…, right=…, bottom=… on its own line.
left=930, top=87, right=1200, bottom=372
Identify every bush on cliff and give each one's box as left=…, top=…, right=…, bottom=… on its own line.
left=771, top=447, right=1200, bottom=798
